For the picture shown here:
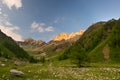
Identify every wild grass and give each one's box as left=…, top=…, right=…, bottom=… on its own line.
left=0, top=60, right=120, bottom=80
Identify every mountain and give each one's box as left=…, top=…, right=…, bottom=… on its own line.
left=18, top=30, right=85, bottom=59
left=44, top=30, right=85, bottom=52
left=61, top=19, right=120, bottom=63
left=0, top=30, right=29, bottom=60
left=18, top=38, right=46, bottom=47
left=52, top=30, right=85, bottom=41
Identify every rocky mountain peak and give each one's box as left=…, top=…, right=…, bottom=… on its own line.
left=24, top=37, right=34, bottom=42
left=52, top=30, right=85, bottom=41
left=18, top=38, right=46, bottom=47
left=53, top=32, right=69, bottom=41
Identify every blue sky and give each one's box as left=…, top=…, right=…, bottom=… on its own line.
left=0, top=0, right=120, bottom=42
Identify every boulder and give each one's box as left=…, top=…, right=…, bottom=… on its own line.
left=10, top=69, right=24, bottom=77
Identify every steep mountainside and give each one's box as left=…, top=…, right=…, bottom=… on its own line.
left=62, top=19, right=120, bottom=63
left=0, top=30, right=29, bottom=60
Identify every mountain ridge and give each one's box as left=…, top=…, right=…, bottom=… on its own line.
left=52, top=30, right=85, bottom=41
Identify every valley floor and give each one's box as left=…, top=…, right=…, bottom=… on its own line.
left=0, top=60, right=120, bottom=80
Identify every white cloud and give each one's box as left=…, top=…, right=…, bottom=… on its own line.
left=2, top=0, right=22, bottom=10
left=38, top=27, right=44, bottom=32
left=0, top=20, right=23, bottom=41
left=31, top=21, right=54, bottom=33
left=0, top=1, right=22, bottom=41
left=5, top=21, right=12, bottom=26
left=31, top=21, right=39, bottom=29
left=45, top=26, right=54, bottom=32
left=0, top=8, right=2, bottom=15
left=39, top=23, right=45, bottom=26
left=0, top=12, right=2, bottom=15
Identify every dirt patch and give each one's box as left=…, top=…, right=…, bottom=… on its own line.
left=102, top=44, right=110, bottom=60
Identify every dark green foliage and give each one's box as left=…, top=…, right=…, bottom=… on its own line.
left=70, top=45, right=88, bottom=67
left=1, top=52, right=10, bottom=59
left=59, top=53, right=68, bottom=60
left=108, top=19, right=120, bottom=62
left=29, top=56, right=38, bottom=63
left=39, top=56, right=45, bottom=63
left=0, top=31, right=30, bottom=61
left=59, top=48, right=70, bottom=60
left=3, top=40, right=29, bottom=59
left=109, top=20, right=120, bottom=48
left=110, top=48, right=120, bottom=63
left=0, top=48, right=1, bottom=57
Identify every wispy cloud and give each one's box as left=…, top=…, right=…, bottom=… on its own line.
left=54, top=17, right=65, bottom=23
left=31, top=21, right=39, bottom=29
left=0, top=0, right=23, bottom=41
left=2, top=0, right=22, bottom=10
left=31, top=21, right=54, bottom=33
left=0, top=9, right=8, bottom=20
left=5, top=21, right=12, bottom=26
left=54, top=18, right=60, bottom=23
left=38, top=27, right=44, bottom=32
left=0, top=8, right=2, bottom=15
left=45, top=26, right=54, bottom=32
left=0, top=20, right=23, bottom=41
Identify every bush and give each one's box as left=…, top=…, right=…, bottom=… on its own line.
left=59, top=49, right=69, bottom=60
left=39, top=56, right=45, bottom=63
left=29, top=56, right=38, bottom=63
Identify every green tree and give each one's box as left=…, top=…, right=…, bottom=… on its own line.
left=71, top=45, right=87, bottom=67
left=29, top=56, right=38, bottom=63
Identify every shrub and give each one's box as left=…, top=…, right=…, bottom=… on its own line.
left=29, top=56, right=38, bottom=63
left=40, top=56, right=45, bottom=63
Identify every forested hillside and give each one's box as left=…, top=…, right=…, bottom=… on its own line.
left=0, top=30, right=29, bottom=60
left=60, top=19, right=120, bottom=65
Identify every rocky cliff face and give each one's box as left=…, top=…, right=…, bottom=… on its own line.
left=52, top=30, right=85, bottom=41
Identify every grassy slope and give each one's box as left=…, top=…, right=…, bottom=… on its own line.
left=89, top=19, right=120, bottom=63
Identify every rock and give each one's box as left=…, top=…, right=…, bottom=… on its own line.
left=14, top=61, right=25, bottom=66
left=10, top=69, right=24, bottom=77
left=1, top=64, right=5, bottom=67
left=0, top=62, right=5, bottom=67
